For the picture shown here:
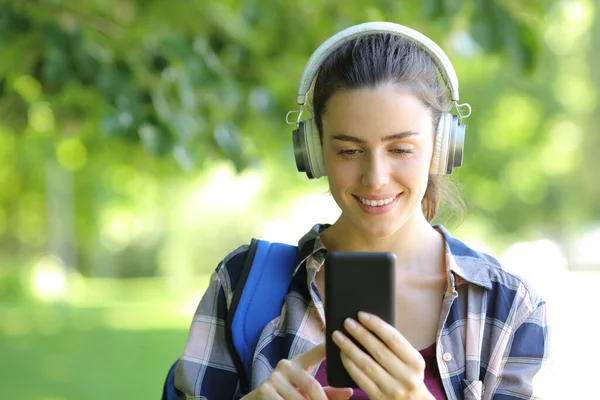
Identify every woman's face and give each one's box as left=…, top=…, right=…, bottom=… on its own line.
left=321, top=83, right=435, bottom=238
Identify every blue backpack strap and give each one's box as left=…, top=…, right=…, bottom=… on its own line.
left=226, top=239, right=298, bottom=393
left=162, top=245, right=255, bottom=399
left=162, top=360, right=183, bottom=399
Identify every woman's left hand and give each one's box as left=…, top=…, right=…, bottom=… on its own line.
left=331, top=312, right=434, bottom=400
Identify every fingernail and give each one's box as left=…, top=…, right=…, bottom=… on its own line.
left=333, top=330, right=345, bottom=343
left=344, top=318, right=357, bottom=330
left=358, top=311, right=371, bottom=321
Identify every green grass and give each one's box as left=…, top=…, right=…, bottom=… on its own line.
left=2, top=327, right=187, bottom=399
left=0, top=295, right=196, bottom=399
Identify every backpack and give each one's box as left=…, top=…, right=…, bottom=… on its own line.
left=162, top=239, right=298, bottom=399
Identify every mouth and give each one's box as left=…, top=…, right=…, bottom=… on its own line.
left=354, top=194, right=401, bottom=207
left=352, top=193, right=402, bottom=214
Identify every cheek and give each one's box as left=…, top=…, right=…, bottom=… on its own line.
left=325, top=161, right=355, bottom=190
left=323, top=145, right=355, bottom=179
left=389, top=156, right=433, bottom=194
left=395, top=150, right=432, bottom=174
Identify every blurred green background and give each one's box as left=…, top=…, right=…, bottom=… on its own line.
left=0, top=0, right=598, bottom=399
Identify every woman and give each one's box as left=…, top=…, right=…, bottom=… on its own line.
left=172, top=22, right=549, bottom=400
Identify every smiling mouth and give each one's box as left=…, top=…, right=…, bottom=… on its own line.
left=354, top=194, right=401, bottom=207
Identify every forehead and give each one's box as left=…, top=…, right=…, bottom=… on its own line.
left=321, top=83, right=433, bottom=136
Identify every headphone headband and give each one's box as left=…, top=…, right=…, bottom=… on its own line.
left=296, top=22, right=460, bottom=105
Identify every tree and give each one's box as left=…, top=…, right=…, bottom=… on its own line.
left=1, top=0, right=597, bottom=279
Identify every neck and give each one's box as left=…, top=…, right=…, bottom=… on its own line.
left=321, top=211, right=444, bottom=270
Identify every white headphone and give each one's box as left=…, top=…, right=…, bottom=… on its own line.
left=290, top=22, right=471, bottom=179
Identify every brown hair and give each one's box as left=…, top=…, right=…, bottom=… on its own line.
left=312, top=33, right=465, bottom=223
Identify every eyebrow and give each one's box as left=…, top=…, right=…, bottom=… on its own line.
left=331, top=131, right=419, bottom=144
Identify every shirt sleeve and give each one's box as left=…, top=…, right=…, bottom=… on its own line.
left=174, top=247, right=248, bottom=399
left=492, top=300, right=551, bottom=399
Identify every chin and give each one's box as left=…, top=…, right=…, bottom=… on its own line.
left=357, top=218, right=405, bottom=238
left=335, top=195, right=421, bottom=239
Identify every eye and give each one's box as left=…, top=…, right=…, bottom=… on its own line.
left=337, top=149, right=361, bottom=159
left=391, top=149, right=414, bottom=157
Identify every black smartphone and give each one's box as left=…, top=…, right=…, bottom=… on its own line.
left=324, top=251, right=396, bottom=388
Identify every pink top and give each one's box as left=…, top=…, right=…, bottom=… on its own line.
left=314, top=343, right=446, bottom=399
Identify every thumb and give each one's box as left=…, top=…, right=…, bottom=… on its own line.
left=323, top=386, right=354, bottom=400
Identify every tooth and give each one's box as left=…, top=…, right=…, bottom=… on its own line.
left=359, top=197, right=397, bottom=206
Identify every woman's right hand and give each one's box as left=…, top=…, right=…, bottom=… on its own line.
left=242, top=343, right=354, bottom=400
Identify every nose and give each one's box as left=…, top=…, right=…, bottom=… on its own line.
left=360, top=153, right=390, bottom=190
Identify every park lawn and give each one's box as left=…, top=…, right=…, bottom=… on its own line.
left=0, top=301, right=192, bottom=400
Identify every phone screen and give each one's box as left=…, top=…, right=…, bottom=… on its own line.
left=324, top=251, right=396, bottom=388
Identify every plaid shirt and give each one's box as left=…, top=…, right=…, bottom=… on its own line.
left=174, top=224, right=550, bottom=399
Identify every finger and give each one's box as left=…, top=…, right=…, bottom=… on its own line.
left=357, top=312, right=424, bottom=370
left=332, top=330, right=396, bottom=392
left=341, top=352, right=423, bottom=399
left=339, top=352, right=382, bottom=398
left=269, top=369, right=307, bottom=400
left=275, top=358, right=327, bottom=400
left=293, top=343, right=327, bottom=371
left=323, top=386, right=353, bottom=400
left=343, top=317, right=412, bottom=380
left=288, top=371, right=327, bottom=400
left=253, top=382, right=286, bottom=400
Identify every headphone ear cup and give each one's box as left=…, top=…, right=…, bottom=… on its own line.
left=429, top=113, right=466, bottom=175
left=305, top=118, right=326, bottom=179
left=446, top=115, right=465, bottom=174
left=292, top=118, right=326, bottom=179
left=430, top=113, right=451, bottom=175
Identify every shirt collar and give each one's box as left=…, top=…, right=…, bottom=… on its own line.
left=293, top=223, right=329, bottom=276
left=293, top=223, right=495, bottom=290
left=435, top=225, right=494, bottom=289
